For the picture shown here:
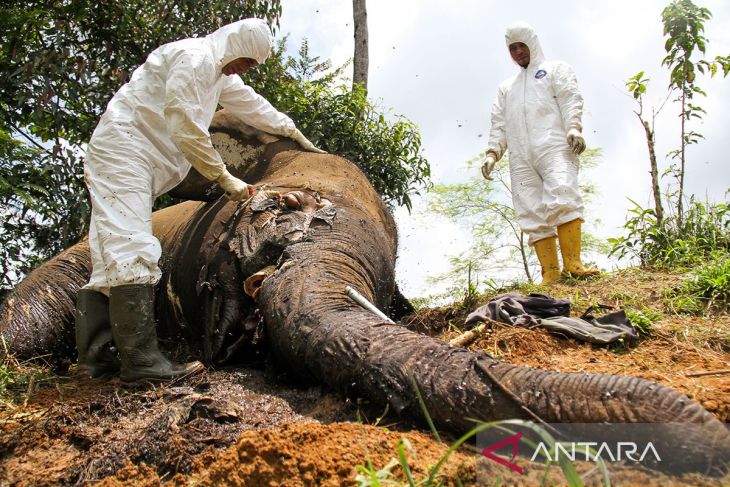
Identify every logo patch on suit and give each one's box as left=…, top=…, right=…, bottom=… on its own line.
left=535, top=69, right=547, bottom=79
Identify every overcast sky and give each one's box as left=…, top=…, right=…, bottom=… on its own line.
left=276, top=0, right=730, bottom=298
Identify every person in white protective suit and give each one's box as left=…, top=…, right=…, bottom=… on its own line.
left=75, top=19, right=324, bottom=382
left=481, top=21, right=599, bottom=284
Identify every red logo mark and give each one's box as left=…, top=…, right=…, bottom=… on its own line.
left=481, top=432, right=524, bottom=474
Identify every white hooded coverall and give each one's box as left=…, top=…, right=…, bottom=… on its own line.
left=84, top=19, right=296, bottom=294
left=486, top=22, right=585, bottom=245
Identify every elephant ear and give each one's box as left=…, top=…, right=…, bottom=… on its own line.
left=210, top=110, right=269, bottom=180
left=169, top=109, right=276, bottom=201
left=210, top=109, right=279, bottom=145
left=312, top=205, right=336, bottom=226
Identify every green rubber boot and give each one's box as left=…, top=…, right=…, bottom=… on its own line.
left=109, top=284, right=204, bottom=383
left=75, top=289, right=120, bottom=378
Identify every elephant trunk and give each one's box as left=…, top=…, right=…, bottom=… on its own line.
left=260, top=205, right=730, bottom=475
left=487, top=362, right=713, bottom=424
left=487, top=362, right=730, bottom=473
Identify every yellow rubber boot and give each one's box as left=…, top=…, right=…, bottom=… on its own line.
left=557, top=219, right=600, bottom=278
left=533, top=237, right=562, bottom=284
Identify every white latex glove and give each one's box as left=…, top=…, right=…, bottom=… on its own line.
left=290, top=129, right=326, bottom=154
left=217, top=170, right=249, bottom=201
left=566, top=127, right=586, bottom=155
left=481, top=153, right=497, bottom=180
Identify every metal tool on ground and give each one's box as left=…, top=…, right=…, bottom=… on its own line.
left=345, top=286, right=394, bottom=324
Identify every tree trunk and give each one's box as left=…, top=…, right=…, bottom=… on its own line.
left=518, top=231, right=532, bottom=283
left=678, top=90, right=686, bottom=222
left=352, top=0, right=369, bottom=94
left=640, top=117, right=664, bottom=225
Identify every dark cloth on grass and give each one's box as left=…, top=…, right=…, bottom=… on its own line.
left=464, top=293, right=636, bottom=344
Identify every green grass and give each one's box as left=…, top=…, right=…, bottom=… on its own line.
left=354, top=377, right=610, bottom=487
left=625, top=308, right=660, bottom=336
left=0, top=347, right=53, bottom=408
left=666, top=251, right=730, bottom=315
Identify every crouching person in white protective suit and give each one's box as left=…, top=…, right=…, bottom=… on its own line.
left=75, top=18, right=324, bottom=382
left=481, top=21, right=599, bottom=284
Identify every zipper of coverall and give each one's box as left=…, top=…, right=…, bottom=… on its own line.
left=521, top=68, right=532, bottom=162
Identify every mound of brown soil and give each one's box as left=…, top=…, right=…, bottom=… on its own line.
left=1, top=268, right=728, bottom=485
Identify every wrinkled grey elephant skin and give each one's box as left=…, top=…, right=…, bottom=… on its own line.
left=1, top=113, right=728, bottom=475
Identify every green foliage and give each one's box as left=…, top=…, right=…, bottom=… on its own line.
left=245, top=38, right=430, bottom=210
left=1, top=1, right=283, bottom=146
left=621, top=2, right=729, bottom=288
left=713, top=54, right=730, bottom=76
left=0, top=3, right=430, bottom=292
left=658, top=0, right=730, bottom=218
left=355, top=457, right=402, bottom=487
left=609, top=196, right=729, bottom=268
left=626, top=71, right=650, bottom=100
left=661, top=0, right=713, bottom=89
left=667, top=251, right=730, bottom=314
left=0, top=353, right=51, bottom=406
left=624, top=69, right=669, bottom=226
left=424, top=155, right=528, bottom=289
left=424, top=149, right=603, bottom=291
left=625, top=308, right=659, bottom=335
left=0, top=1, right=282, bottom=292
left=0, top=128, right=86, bottom=291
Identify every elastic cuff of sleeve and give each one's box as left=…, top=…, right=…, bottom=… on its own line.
left=215, top=168, right=231, bottom=182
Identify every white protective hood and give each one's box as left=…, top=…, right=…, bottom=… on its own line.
left=207, top=18, right=274, bottom=71
left=504, top=21, right=545, bottom=68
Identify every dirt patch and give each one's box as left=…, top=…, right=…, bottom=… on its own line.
left=0, top=368, right=353, bottom=485
left=1, top=268, right=728, bottom=485
left=96, top=421, right=729, bottom=486
left=412, top=268, right=730, bottom=422
left=161, top=423, right=470, bottom=486
left=2, top=353, right=728, bottom=485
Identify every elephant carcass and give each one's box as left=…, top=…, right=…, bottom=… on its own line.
left=0, top=113, right=728, bottom=475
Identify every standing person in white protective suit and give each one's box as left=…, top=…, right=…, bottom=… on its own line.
left=481, top=21, right=599, bottom=284
left=75, top=18, right=324, bottom=382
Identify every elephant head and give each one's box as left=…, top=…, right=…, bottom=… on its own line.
left=1, top=112, right=728, bottom=476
